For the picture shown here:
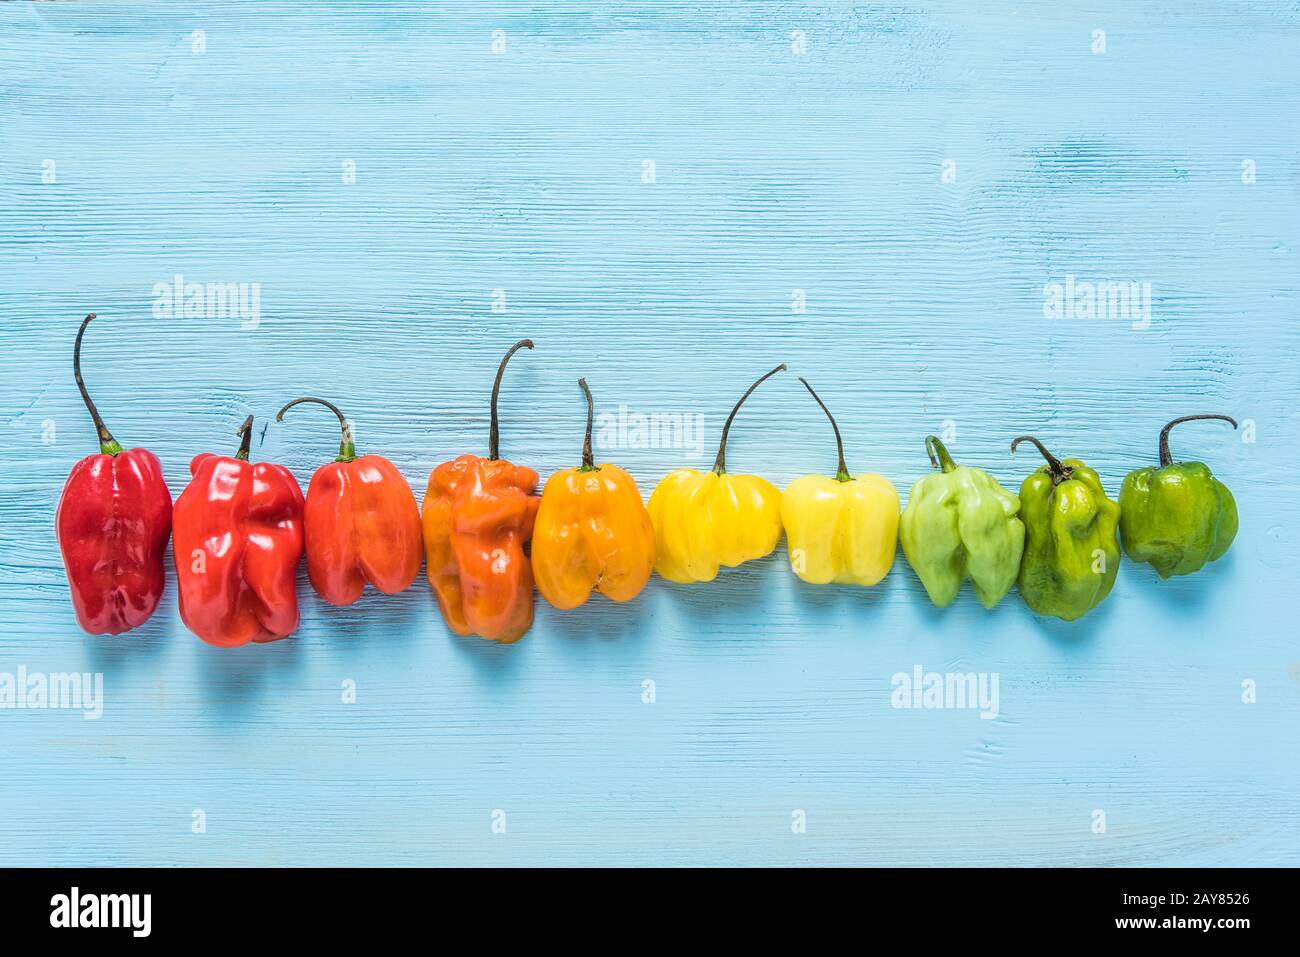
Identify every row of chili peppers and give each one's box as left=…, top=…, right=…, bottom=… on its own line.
left=56, top=314, right=1239, bottom=646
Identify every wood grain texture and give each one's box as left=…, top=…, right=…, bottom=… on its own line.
left=1, top=1, right=1298, bottom=866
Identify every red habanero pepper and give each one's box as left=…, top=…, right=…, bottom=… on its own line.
left=276, top=396, right=423, bottom=605
left=56, top=313, right=174, bottom=635
left=422, top=339, right=540, bottom=643
left=172, top=416, right=305, bottom=647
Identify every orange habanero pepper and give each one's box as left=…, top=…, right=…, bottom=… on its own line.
left=533, top=378, right=656, bottom=610
left=421, top=339, right=540, bottom=643
left=276, top=396, right=423, bottom=606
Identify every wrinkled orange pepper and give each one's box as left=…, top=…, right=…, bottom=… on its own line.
left=533, top=378, right=656, bottom=609
left=422, top=340, right=540, bottom=643
left=276, top=396, right=424, bottom=606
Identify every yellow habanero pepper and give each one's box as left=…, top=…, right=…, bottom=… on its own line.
left=533, top=379, right=656, bottom=609
left=781, top=378, right=899, bottom=586
left=647, top=364, right=786, bottom=584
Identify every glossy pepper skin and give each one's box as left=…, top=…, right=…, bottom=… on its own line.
left=422, top=340, right=540, bottom=643
left=647, top=364, right=786, bottom=584
left=900, top=436, right=1025, bottom=609
left=277, top=397, right=422, bottom=605
left=55, top=313, right=173, bottom=634
left=173, top=416, right=306, bottom=647
left=533, top=379, right=656, bottom=609
left=781, top=378, right=898, bottom=586
left=1119, top=414, right=1239, bottom=579
left=1011, top=436, right=1120, bottom=621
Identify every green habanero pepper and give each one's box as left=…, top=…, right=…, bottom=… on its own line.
left=1119, top=414, right=1239, bottom=579
left=900, top=436, right=1025, bottom=609
left=1010, top=436, right=1120, bottom=621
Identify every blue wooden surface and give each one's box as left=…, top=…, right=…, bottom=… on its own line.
left=2, top=1, right=1298, bottom=866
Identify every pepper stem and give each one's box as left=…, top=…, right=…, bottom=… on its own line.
left=1158, top=414, right=1238, bottom=467
left=712, top=363, right=787, bottom=475
left=488, top=339, right=534, bottom=460
left=1010, top=435, right=1071, bottom=484
left=72, top=313, right=123, bottom=455
left=799, top=377, right=850, bottom=482
left=276, top=396, right=357, bottom=462
left=234, top=415, right=254, bottom=461
left=925, top=435, right=958, bottom=473
left=577, top=378, right=597, bottom=472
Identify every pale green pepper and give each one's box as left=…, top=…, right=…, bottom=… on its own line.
left=900, top=436, right=1025, bottom=609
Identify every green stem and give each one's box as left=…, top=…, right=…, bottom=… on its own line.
left=925, top=435, right=957, bottom=473
left=234, top=416, right=254, bottom=461
left=799, top=377, right=850, bottom=481
left=712, top=363, right=787, bottom=475
left=72, top=313, right=123, bottom=455
left=489, top=339, right=534, bottom=460
left=577, top=378, right=598, bottom=472
left=277, top=397, right=357, bottom=462
left=1158, top=414, right=1238, bottom=467
left=1010, top=435, right=1071, bottom=484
